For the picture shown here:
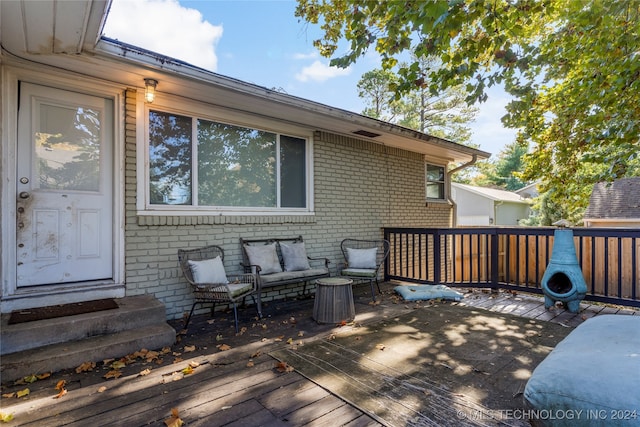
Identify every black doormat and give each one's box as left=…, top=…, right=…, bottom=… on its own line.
left=8, top=298, right=119, bottom=324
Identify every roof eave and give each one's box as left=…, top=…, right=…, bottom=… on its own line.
left=95, top=37, right=490, bottom=163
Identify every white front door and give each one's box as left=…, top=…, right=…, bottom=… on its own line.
left=16, top=83, right=113, bottom=287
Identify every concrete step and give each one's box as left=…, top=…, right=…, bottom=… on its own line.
left=1, top=294, right=167, bottom=355
left=0, top=323, right=176, bottom=383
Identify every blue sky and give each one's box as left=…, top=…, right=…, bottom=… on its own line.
left=103, top=0, right=516, bottom=157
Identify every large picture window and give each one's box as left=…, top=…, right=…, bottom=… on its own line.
left=426, top=163, right=446, bottom=200
left=148, top=110, right=308, bottom=211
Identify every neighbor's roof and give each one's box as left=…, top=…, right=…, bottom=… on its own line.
left=584, top=177, right=640, bottom=219
left=452, top=183, right=530, bottom=204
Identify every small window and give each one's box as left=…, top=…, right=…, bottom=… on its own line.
left=426, top=164, right=446, bottom=200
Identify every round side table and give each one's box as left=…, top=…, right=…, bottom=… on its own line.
left=313, top=277, right=354, bottom=324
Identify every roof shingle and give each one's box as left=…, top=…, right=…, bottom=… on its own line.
left=584, top=177, right=640, bottom=219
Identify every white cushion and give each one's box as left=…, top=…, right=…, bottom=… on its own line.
left=244, top=242, right=283, bottom=275
left=347, top=247, right=378, bottom=269
left=188, top=256, right=228, bottom=284
left=280, top=242, right=311, bottom=272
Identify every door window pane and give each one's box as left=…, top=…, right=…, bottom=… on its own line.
left=36, top=104, right=101, bottom=191
left=149, top=111, right=192, bottom=205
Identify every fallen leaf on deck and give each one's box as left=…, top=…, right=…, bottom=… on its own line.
left=275, top=362, right=294, bottom=373
left=286, top=338, right=294, bottom=345
left=76, top=361, right=96, bottom=373
left=16, top=389, right=30, bottom=398
left=274, top=335, right=284, bottom=342
left=297, top=331, right=304, bottom=337
left=2, top=393, right=15, bottom=399
left=376, top=344, right=386, bottom=351
left=54, top=388, right=67, bottom=399
left=55, top=380, right=66, bottom=391
left=164, top=408, right=183, bottom=427
left=23, top=374, right=38, bottom=384
left=0, top=412, right=14, bottom=422
left=181, top=366, right=194, bottom=375
left=217, top=344, right=231, bottom=351
left=246, top=360, right=254, bottom=367
left=37, top=373, right=51, bottom=380
left=139, top=368, right=152, bottom=376
left=97, top=386, right=107, bottom=393
left=251, top=350, right=262, bottom=358
left=184, top=345, right=196, bottom=353
left=110, top=360, right=126, bottom=370
left=103, top=370, right=123, bottom=379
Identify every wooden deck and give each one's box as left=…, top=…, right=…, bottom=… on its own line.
left=1, top=283, right=637, bottom=426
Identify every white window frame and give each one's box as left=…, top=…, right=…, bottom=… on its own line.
left=136, top=92, right=315, bottom=216
left=425, top=162, right=447, bottom=201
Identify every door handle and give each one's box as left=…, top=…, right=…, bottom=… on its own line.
left=19, top=191, right=30, bottom=199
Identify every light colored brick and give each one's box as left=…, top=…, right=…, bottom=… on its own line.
left=123, top=99, right=454, bottom=319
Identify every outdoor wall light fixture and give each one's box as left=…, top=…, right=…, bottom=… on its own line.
left=144, top=78, right=158, bottom=103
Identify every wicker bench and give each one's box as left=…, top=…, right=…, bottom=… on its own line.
left=240, top=236, right=330, bottom=303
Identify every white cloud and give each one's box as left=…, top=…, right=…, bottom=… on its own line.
left=102, top=0, right=222, bottom=71
left=295, top=60, right=351, bottom=82
left=292, top=52, right=318, bottom=60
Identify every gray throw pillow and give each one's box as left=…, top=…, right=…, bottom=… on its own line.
left=188, top=256, right=228, bottom=284
left=244, top=242, right=282, bottom=274
left=280, top=242, right=311, bottom=272
left=347, top=247, right=378, bottom=269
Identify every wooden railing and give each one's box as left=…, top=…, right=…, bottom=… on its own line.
left=383, top=227, right=640, bottom=308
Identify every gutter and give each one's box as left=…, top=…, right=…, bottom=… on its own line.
left=446, top=154, right=479, bottom=227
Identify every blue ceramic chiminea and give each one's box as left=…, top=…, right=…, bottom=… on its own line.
left=540, top=228, right=587, bottom=313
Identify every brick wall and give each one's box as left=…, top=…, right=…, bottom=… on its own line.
left=124, top=90, right=453, bottom=319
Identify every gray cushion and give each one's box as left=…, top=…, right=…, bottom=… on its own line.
left=394, top=285, right=463, bottom=302
left=524, top=315, right=640, bottom=427
left=244, top=243, right=282, bottom=275
left=260, top=268, right=329, bottom=284
left=188, top=256, right=228, bottom=284
left=347, top=247, right=378, bottom=269
left=280, top=242, right=311, bottom=272
left=341, top=268, right=377, bottom=278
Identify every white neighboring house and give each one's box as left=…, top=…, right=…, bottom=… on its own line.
left=515, top=181, right=539, bottom=199
left=451, top=183, right=531, bottom=226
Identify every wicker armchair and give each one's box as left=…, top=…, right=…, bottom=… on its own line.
left=339, top=238, right=390, bottom=302
left=178, top=245, right=260, bottom=333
